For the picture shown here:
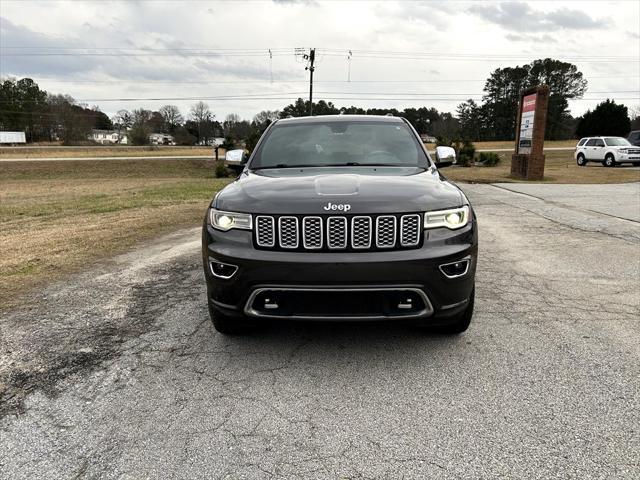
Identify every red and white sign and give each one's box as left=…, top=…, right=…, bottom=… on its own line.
left=518, top=93, right=537, bottom=154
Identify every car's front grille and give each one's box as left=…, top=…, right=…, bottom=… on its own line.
left=254, top=214, right=422, bottom=251
left=278, top=216, right=299, bottom=249
left=628, top=148, right=640, bottom=154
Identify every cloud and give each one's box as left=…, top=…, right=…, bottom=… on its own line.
left=469, top=2, right=609, bottom=32
left=505, top=33, right=558, bottom=44
left=0, top=17, right=297, bottom=85
left=373, top=1, right=453, bottom=31
left=271, top=0, right=317, bottom=4
left=627, top=30, right=640, bottom=40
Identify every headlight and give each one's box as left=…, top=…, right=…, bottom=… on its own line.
left=209, top=209, right=252, bottom=231
left=424, top=206, right=470, bottom=230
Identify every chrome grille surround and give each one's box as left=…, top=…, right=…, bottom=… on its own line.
left=253, top=214, right=422, bottom=250
left=375, top=215, right=396, bottom=248
left=302, top=216, right=323, bottom=249
left=255, top=216, right=275, bottom=247
left=327, top=216, right=348, bottom=249
left=400, top=214, right=421, bottom=247
left=278, top=216, right=299, bottom=249
left=351, top=216, right=372, bottom=249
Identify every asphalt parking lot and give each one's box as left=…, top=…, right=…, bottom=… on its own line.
left=1, top=183, right=638, bottom=479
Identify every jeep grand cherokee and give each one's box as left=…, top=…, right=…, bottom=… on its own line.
left=202, top=115, right=478, bottom=334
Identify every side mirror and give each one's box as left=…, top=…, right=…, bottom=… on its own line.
left=225, top=149, right=245, bottom=165
left=434, top=146, right=456, bottom=168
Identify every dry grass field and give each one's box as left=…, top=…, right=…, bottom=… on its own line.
left=0, top=145, right=216, bottom=159
left=0, top=159, right=230, bottom=309
left=444, top=150, right=640, bottom=184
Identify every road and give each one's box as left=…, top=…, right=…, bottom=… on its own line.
left=1, top=183, right=638, bottom=479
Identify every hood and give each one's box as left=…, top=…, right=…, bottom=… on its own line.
left=214, top=167, right=465, bottom=215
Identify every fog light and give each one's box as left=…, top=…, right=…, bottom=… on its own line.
left=439, top=259, right=470, bottom=278
left=209, top=259, right=238, bottom=279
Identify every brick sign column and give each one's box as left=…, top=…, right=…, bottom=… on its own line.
left=511, top=85, right=550, bottom=180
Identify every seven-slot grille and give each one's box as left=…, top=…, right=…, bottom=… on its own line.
left=254, top=214, right=422, bottom=251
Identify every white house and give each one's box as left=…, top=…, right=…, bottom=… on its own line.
left=0, top=131, right=26, bottom=144
left=149, top=133, right=175, bottom=145
left=420, top=134, right=437, bottom=143
left=89, top=129, right=127, bottom=144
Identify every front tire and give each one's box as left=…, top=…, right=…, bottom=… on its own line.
left=576, top=154, right=587, bottom=166
left=604, top=154, right=616, bottom=167
left=208, top=301, right=254, bottom=334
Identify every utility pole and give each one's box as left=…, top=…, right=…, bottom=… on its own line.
left=304, top=48, right=316, bottom=116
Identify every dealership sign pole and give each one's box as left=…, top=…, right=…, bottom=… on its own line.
left=511, top=85, right=550, bottom=180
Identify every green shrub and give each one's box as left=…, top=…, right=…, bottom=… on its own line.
left=457, top=141, right=476, bottom=167
left=479, top=152, right=501, bottom=167
left=128, top=125, right=150, bottom=146
left=215, top=163, right=229, bottom=178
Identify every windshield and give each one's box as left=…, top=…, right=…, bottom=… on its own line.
left=249, top=120, right=429, bottom=169
left=604, top=137, right=631, bottom=146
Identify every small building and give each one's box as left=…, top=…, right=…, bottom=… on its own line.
left=149, top=133, right=176, bottom=145
left=89, top=129, right=127, bottom=144
left=0, top=131, right=27, bottom=144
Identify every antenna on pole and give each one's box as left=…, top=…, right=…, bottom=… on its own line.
left=303, top=48, right=316, bottom=116
left=347, top=50, right=352, bottom=82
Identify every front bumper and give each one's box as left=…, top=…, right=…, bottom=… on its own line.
left=202, top=220, right=477, bottom=323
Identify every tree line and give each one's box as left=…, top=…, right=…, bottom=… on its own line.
left=1, top=58, right=637, bottom=146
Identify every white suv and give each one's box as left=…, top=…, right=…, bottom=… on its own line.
left=575, top=136, right=640, bottom=167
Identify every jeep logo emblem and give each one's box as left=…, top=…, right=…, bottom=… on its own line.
left=323, top=202, right=351, bottom=212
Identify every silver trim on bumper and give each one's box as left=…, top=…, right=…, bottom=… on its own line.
left=243, top=285, right=434, bottom=320
left=208, top=258, right=239, bottom=279
left=439, top=257, right=471, bottom=279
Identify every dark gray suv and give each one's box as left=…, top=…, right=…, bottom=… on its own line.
left=202, top=115, right=478, bottom=334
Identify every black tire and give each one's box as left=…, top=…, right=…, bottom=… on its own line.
left=604, top=154, right=616, bottom=167
left=208, top=301, right=253, bottom=334
left=576, top=154, right=587, bottom=166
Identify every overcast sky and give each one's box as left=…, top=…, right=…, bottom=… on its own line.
left=1, top=0, right=638, bottom=121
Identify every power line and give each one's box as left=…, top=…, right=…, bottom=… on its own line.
left=1, top=47, right=637, bottom=63
left=21, top=75, right=640, bottom=86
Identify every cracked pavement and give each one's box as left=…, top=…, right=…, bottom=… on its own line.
left=1, top=183, right=639, bottom=479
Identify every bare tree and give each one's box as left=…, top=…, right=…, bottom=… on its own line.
left=111, top=109, right=133, bottom=139
left=630, top=104, right=640, bottom=130
left=159, top=105, right=183, bottom=133
left=253, top=110, right=279, bottom=127
left=189, top=101, right=214, bottom=143
left=223, top=113, right=241, bottom=137
left=132, top=108, right=152, bottom=127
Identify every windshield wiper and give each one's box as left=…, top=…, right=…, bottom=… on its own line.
left=251, top=164, right=314, bottom=170
left=323, top=162, right=415, bottom=167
